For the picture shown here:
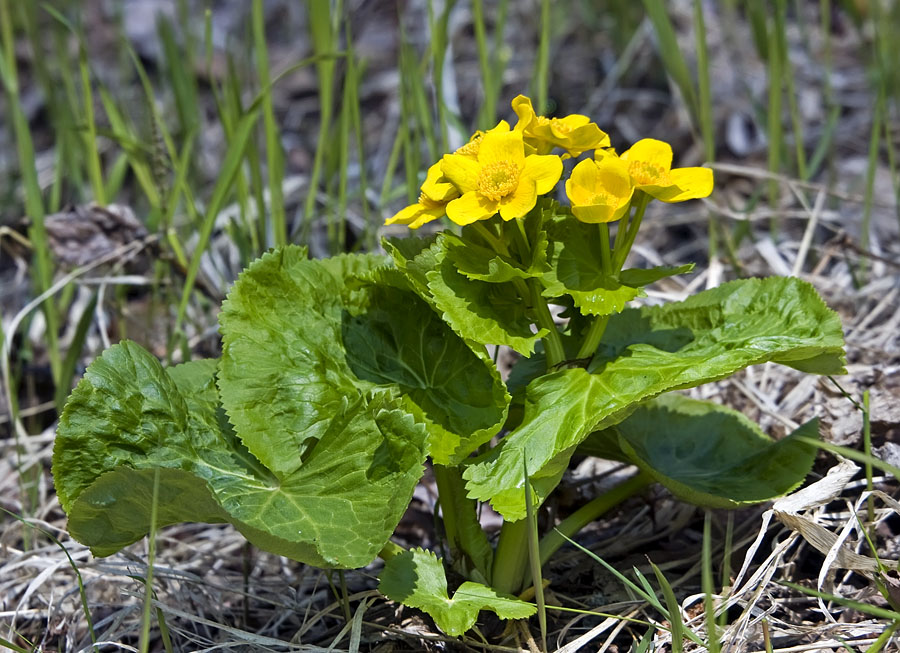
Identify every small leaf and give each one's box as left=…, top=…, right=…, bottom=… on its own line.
left=613, top=394, right=819, bottom=507
left=542, top=216, right=641, bottom=316
left=379, top=548, right=535, bottom=636
left=618, top=263, right=695, bottom=287
left=448, top=214, right=550, bottom=283
left=463, top=276, right=845, bottom=520
left=424, top=234, right=547, bottom=355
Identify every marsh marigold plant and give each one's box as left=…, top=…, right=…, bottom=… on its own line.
left=54, top=94, right=846, bottom=640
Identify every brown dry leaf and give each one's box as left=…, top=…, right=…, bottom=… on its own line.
left=43, top=203, right=148, bottom=269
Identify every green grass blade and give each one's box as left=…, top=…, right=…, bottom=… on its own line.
left=174, top=108, right=261, bottom=336
left=766, top=2, right=784, bottom=238
left=0, top=1, right=61, bottom=385
left=533, top=0, right=551, bottom=115
left=53, top=292, right=98, bottom=412
left=649, top=561, right=684, bottom=653
left=642, top=0, right=699, bottom=121
left=303, top=0, right=338, bottom=243
left=252, top=0, right=286, bottom=248
left=702, top=512, right=720, bottom=653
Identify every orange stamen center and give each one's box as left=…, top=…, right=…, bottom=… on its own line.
left=477, top=161, right=520, bottom=201
left=550, top=118, right=571, bottom=134
left=418, top=193, right=443, bottom=209
left=628, top=160, right=670, bottom=186
left=455, top=132, right=484, bottom=157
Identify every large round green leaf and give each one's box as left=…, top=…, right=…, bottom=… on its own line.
left=218, top=246, right=509, bottom=468
left=613, top=394, right=819, bottom=508
left=53, top=341, right=427, bottom=568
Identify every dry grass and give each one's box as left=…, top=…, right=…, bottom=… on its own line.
left=2, top=0, right=899, bottom=650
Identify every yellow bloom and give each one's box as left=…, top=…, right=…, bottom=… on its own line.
left=601, top=138, right=713, bottom=202
left=441, top=130, right=563, bottom=225
left=385, top=162, right=459, bottom=229
left=565, top=157, right=634, bottom=223
left=512, top=95, right=610, bottom=157
left=454, top=120, right=510, bottom=159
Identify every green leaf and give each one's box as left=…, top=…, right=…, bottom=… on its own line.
left=445, top=233, right=540, bottom=283
left=463, top=276, right=845, bottom=520
left=53, top=342, right=428, bottom=568
left=618, top=263, right=695, bottom=287
left=427, top=234, right=547, bottom=355
left=218, top=246, right=508, bottom=467
left=342, top=280, right=510, bottom=464
left=610, top=394, right=819, bottom=508
left=542, top=216, right=642, bottom=316
left=379, top=548, right=535, bottom=636
left=448, top=214, right=550, bottom=283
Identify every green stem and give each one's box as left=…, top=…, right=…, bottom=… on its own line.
left=599, top=223, right=612, bottom=277
left=475, top=220, right=564, bottom=369
left=530, top=279, right=564, bottom=368
left=611, top=192, right=650, bottom=273
left=492, top=519, right=530, bottom=595
left=575, top=314, right=610, bottom=361
left=537, top=471, right=652, bottom=567
left=433, top=464, right=493, bottom=581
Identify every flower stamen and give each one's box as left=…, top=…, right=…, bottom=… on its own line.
left=477, top=160, right=521, bottom=201
left=628, top=160, right=670, bottom=186
left=550, top=118, right=571, bottom=134
left=456, top=132, right=484, bottom=157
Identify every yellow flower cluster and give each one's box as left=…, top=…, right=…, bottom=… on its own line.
left=385, top=96, right=713, bottom=229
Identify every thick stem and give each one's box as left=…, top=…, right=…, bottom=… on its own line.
left=575, top=313, right=610, bottom=361
left=599, top=222, right=612, bottom=277
left=611, top=192, right=650, bottom=273
left=530, top=279, right=565, bottom=368
left=537, top=471, right=653, bottom=567
left=575, top=194, right=650, bottom=362
left=491, top=518, right=531, bottom=595
left=433, top=464, right=494, bottom=582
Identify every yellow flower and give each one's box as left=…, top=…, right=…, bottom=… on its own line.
left=385, top=162, right=459, bottom=229
left=600, top=138, right=713, bottom=202
left=441, top=130, right=563, bottom=225
left=565, top=157, right=634, bottom=223
left=454, top=120, right=511, bottom=159
left=512, top=95, right=610, bottom=157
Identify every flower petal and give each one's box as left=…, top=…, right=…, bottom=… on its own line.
left=441, top=154, right=480, bottom=193
left=385, top=203, right=427, bottom=226
left=563, top=124, right=611, bottom=155
left=521, top=154, right=563, bottom=195
left=498, top=179, right=538, bottom=221
left=651, top=167, right=714, bottom=202
left=421, top=162, right=459, bottom=202
left=511, top=95, right=537, bottom=131
left=549, top=114, right=590, bottom=139
left=408, top=205, right=446, bottom=229
left=621, top=138, right=673, bottom=172
left=565, top=159, right=602, bottom=205
left=594, top=156, right=633, bottom=199
left=571, top=203, right=618, bottom=224
left=446, top=191, right=498, bottom=225
left=478, top=131, right=526, bottom=167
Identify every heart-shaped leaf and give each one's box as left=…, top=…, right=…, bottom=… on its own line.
left=218, top=247, right=509, bottom=468
left=53, top=342, right=427, bottom=568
